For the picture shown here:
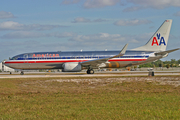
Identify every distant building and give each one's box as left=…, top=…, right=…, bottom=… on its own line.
left=0, top=61, right=15, bottom=72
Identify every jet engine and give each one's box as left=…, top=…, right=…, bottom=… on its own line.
left=62, top=62, right=82, bottom=72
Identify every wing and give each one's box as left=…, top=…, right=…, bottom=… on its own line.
left=81, top=44, right=128, bottom=68
left=155, top=48, right=180, bottom=55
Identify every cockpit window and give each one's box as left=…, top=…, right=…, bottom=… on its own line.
left=11, top=57, right=17, bottom=60
left=23, top=54, right=28, bottom=58
left=11, top=55, right=21, bottom=60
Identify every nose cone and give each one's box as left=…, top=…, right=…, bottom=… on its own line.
left=3, top=61, right=12, bottom=68
left=4, top=61, right=9, bottom=66
left=3, top=60, right=21, bottom=69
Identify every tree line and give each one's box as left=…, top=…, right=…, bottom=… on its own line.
left=139, top=59, right=180, bottom=68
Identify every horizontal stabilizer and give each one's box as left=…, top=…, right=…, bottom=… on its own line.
left=155, top=48, right=180, bottom=55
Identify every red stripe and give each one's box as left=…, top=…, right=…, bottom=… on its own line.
left=5, top=61, right=25, bottom=64
left=108, top=59, right=146, bottom=62
left=5, top=59, right=146, bottom=64
left=5, top=60, right=88, bottom=64
left=35, top=60, right=87, bottom=63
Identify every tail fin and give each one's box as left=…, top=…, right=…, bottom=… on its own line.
left=132, top=19, right=172, bottom=51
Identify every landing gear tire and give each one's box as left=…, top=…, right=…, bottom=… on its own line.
left=90, top=69, right=94, bottom=74
left=20, top=71, right=24, bottom=75
left=87, top=69, right=94, bottom=74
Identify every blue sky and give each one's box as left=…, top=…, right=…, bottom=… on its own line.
left=0, top=0, right=180, bottom=62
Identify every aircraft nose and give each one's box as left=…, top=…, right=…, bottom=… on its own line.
left=3, top=61, right=10, bottom=67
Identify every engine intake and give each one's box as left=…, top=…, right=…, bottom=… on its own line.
left=62, top=62, right=82, bottom=72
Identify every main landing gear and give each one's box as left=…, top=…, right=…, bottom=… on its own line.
left=87, top=69, right=94, bottom=74
left=20, top=71, right=24, bottom=75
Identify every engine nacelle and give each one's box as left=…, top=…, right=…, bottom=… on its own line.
left=62, top=62, right=82, bottom=72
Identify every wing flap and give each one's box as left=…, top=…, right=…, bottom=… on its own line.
left=81, top=44, right=128, bottom=67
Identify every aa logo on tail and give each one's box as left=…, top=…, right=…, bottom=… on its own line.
left=151, top=33, right=166, bottom=46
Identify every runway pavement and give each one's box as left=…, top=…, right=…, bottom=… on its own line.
left=0, top=71, right=179, bottom=78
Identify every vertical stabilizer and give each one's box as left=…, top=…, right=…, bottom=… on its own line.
left=132, top=19, right=172, bottom=51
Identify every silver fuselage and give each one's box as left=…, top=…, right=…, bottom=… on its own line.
left=4, top=50, right=163, bottom=70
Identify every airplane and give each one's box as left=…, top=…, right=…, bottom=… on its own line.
left=4, top=19, right=180, bottom=75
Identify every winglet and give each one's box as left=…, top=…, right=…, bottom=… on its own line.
left=111, top=44, right=128, bottom=58
left=120, top=44, right=128, bottom=55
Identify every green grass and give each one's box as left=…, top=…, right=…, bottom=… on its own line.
left=0, top=77, right=180, bottom=119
